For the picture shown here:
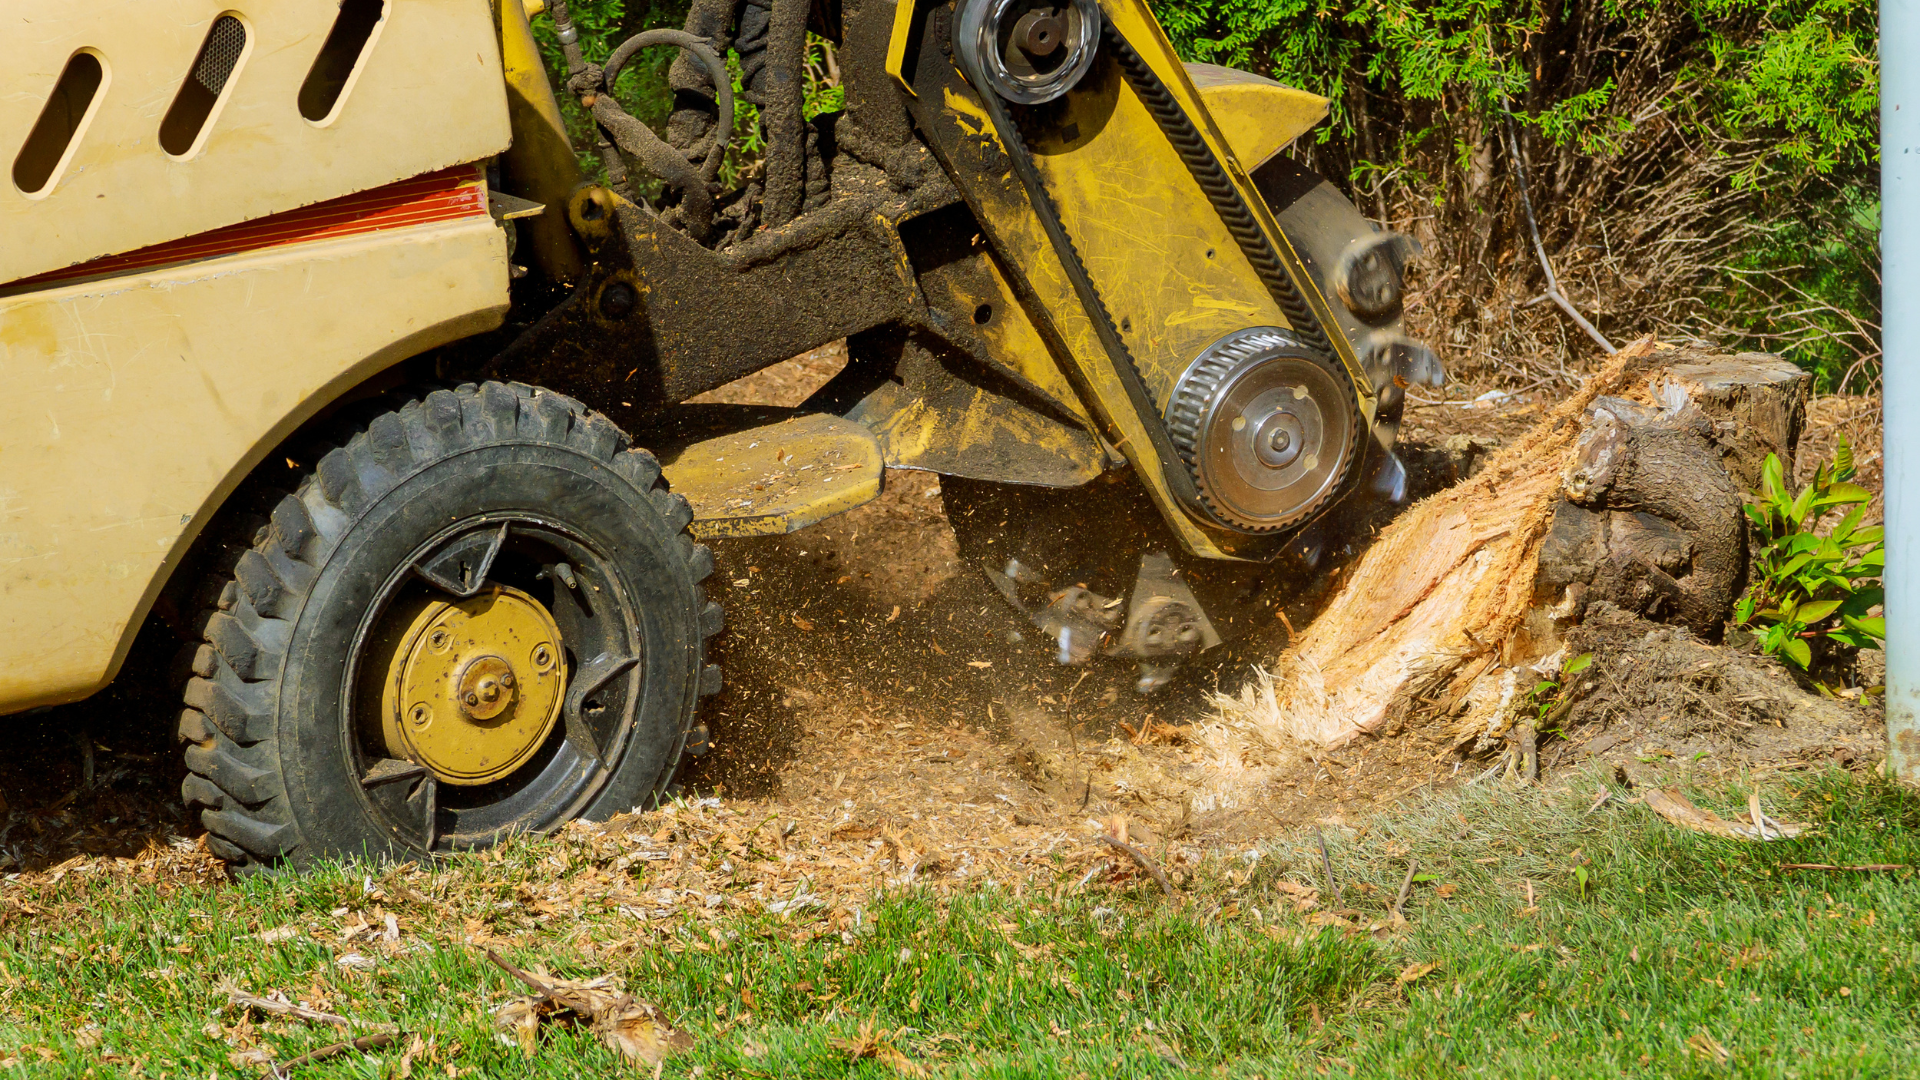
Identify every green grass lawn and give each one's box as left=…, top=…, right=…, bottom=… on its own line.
left=4, top=768, right=1916, bottom=1078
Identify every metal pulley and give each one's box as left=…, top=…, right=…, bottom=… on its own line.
left=953, top=0, right=1102, bottom=104
left=1165, top=327, right=1365, bottom=533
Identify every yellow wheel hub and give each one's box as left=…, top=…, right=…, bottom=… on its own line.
left=378, top=586, right=567, bottom=786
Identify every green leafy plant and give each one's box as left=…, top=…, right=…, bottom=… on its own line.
left=1526, top=651, right=1593, bottom=736
left=1733, top=438, right=1883, bottom=672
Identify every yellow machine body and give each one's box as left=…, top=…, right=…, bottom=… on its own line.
left=886, top=0, right=1385, bottom=558
left=2, top=0, right=1428, bottom=726
left=0, top=0, right=513, bottom=712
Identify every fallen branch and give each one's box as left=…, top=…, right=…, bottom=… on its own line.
left=254, top=1033, right=396, bottom=1080
left=1095, top=834, right=1175, bottom=897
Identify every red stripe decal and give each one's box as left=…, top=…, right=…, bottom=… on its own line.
left=10, top=166, right=490, bottom=290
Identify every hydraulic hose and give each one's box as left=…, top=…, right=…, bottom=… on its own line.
left=757, top=0, right=812, bottom=227
left=547, top=2, right=726, bottom=238
left=605, top=29, right=736, bottom=186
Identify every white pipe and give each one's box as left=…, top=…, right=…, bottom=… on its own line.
left=1884, top=0, right=1918, bottom=781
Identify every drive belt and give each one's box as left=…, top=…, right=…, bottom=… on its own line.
left=1099, top=23, right=1336, bottom=359
left=950, top=15, right=1205, bottom=516
left=952, top=9, right=1340, bottom=529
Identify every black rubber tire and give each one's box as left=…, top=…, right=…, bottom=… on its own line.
left=177, top=382, right=723, bottom=870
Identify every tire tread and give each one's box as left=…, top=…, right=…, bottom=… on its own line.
left=179, top=381, right=719, bottom=871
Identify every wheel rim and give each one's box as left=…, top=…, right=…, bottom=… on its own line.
left=1198, top=358, right=1350, bottom=523
left=345, top=516, right=646, bottom=852
left=374, top=586, right=567, bottom=786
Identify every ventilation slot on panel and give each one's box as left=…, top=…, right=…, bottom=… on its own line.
left=298, top=0, right=387, bottom=123
left=160, top=15, right=249, bottom=157
left=12, top=50, right=108, bottom=196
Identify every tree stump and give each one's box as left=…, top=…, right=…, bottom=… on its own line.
left=1538, top=396, right=1747, bottom=639
left=1210, top=341, right=1808, bottom=750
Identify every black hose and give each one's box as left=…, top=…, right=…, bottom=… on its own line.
left=757, top=0, right=812, bottom=227
left=585, top=94, right=715, bottom=235
left=668, top=0, right=742, bottom=159
left=548, top=6, right=729, bottom=239
left=605, top=29, right=736, bottom=185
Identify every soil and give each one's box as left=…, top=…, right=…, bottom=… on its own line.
left=1553, top=603, right=1883, bottom=784
left=0, top=354, right=1885, bottom=889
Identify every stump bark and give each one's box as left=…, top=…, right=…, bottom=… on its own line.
left=1211, top=340, right=1806, bottom=750
left=1657, top=350, right=1810, bottom=491
left=1540, top=396, right=1747, bottom=639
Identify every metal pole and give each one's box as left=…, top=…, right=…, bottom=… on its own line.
left=1884, top=0, right=1919, bottom=782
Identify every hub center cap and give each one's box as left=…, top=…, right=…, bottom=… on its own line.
left=457, top=655, right=517, bottom=719
left=380, top=586, right=566, bottom=786
left=1251, top=408, right=1306, bottom=468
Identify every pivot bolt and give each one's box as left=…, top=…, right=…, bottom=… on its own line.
left=1269, top=429, right=1291, bottom=454
left=600, top=281, right=638, bottom=319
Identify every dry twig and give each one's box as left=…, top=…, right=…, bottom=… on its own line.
left=485, top=948, right=553, bottom=998
left=253, top=1034, right=396, bottom=1080
left=1779, top=863, right=1908, bottom=872
left=222, top=986, right=380, bottom=1030
left=1314, top=827, right=1341, bottom=903
left=1392, top=862, right=1419, bottom=920
left=1095, top=834, right=1175, bottom=897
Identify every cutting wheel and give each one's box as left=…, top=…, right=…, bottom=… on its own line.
left=1165, top=327, right=1364, bottom=532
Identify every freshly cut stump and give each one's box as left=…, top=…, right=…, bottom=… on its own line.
left=1212, top=340, right=1807, bottom=752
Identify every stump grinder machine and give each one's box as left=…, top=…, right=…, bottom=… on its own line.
left=0, top=0, right=1440, bottom=866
